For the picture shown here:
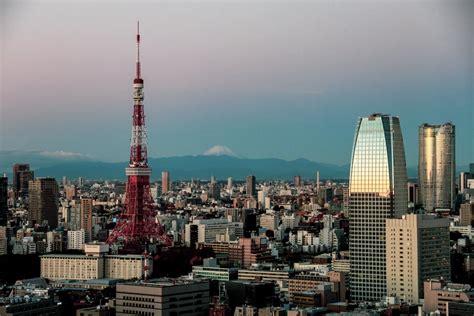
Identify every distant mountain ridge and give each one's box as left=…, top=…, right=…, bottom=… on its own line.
left=32, top=155, right=350, bottom=181
left=0, top=150, right=349, bottom=180
left=0, top=150, right=467, bottom=181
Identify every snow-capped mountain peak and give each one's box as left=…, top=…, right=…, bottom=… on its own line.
left=202, top=145, right=240, bottom=158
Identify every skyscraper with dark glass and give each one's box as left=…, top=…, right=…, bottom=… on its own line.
left=349, top=113, right=408, bottom=302
left=418, top=123, right=455, bottom=211
left=0, top=177, right=7, bottom=226
left=246, top=175, right=256, bottom=197
left=12, top=164, right=34, bottom=200
left=28, top=178, right=59, bottom=228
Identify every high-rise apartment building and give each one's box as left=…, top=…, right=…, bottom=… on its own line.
left=460, top=203, right=474, bottom=226
left=246, top=175, right=256, bottom=197
left=67, top=229, right=85, bottom=250
left=13, top=164, right=34, bottom=199
left=28, top=178, right=59, bottom=228
left=161, top=171, right=170, bottom=194
left=294, top=175, right=302, bottom=187
left=349, top=113, right=408, bottom=302
left=0, top=177, right=7, bottom=226
left=418, top=123, right=455, bottom=211
left=80, top=198, right=93, bottom=242
left=386, top=214, right=450, bottom=304
left=227, top=177, right=233, bottom=193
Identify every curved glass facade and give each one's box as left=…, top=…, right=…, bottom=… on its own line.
left=418, top=123, right=455, bottom=211
left=349, top=114, right=408, bottom=302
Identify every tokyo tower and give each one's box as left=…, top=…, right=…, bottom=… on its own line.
left=107, top=22, right=171, bottom=253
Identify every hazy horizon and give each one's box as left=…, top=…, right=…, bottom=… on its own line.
left=1, top=0, right=473, bottom=166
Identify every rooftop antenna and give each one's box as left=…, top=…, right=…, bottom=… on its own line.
left=136, top=20, right=141, bottom=79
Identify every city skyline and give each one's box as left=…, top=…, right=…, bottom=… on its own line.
left=2, top=1, right=474, bottom=314
left=1, top=0, right=473, bottom=166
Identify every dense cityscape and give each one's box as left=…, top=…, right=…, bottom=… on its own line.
left=1, top=3, right=473, bottom=316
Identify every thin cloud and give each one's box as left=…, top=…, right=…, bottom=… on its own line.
left=39, top=150, right=94, bottom=160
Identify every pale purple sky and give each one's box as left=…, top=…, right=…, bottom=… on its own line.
left=1, top=0, right=473, bottom=165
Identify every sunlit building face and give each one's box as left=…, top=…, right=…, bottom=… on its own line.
left=349, top=113, right=408, bottom=302
left=418, top=123, right=455, bottom=211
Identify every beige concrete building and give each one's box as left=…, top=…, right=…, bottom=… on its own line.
left=386, top=214, right=450, bottom=304
left=259, top=213, right=280, bottom=232
left=115, top=278, right=209, bottom=316
left=105, top=255, right=150, bottom=280
left=288, top=271, right=346, bottom=302
left=40, top=243, right=152, bottom=281
left=460, top=202, right=474, bottom=226
left=41, top=254, right=104, bottom=281
left=423, top=279, right=474, bottom=315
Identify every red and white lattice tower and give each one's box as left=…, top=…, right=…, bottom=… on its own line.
left=107, top=22, right=171, bottom=252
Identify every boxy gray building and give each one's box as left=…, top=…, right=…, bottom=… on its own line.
left=115, top=278, right=210, bottom=316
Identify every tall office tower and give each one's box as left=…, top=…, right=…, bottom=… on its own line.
left=106, top=23, right=170, bottom=252
left=386, top=214, right=450, bottom=304
left=349, top=113, right=408, bottom=302
left=418, top=123, right=455, bottom=211
left=0, top=177, right=7, bottom=226
left=227, top=177, right=233, bottom=192
left=257, top=190, right=268, bottom=209
left=81, top=198, right=93, bottom=242
left=62, top=176, right=68, bottom=188
left=459, top=172, right=472, bottom=194
left=470, top=163, right=474, bottom=175
left=12, top=164, right=34, bottom=199
left=316, top=171, right=320, bottom=191
left=28, top=178, right=59, bottom=228
left=246, top=175, right=256, bottom=197
left=209, top=182, right=220, bottom=200
left=294, top=175, right=302, bottom=187
left=162, top=171, right=170, bottom=194
left=77, top=177, right=85, bottom=188
left=407, top=182, right=419, bottom=207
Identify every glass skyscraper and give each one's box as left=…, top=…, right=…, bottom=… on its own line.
left=349, top=113, right=408, bottom=302
left=418, top=123, right=455, bottom=211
